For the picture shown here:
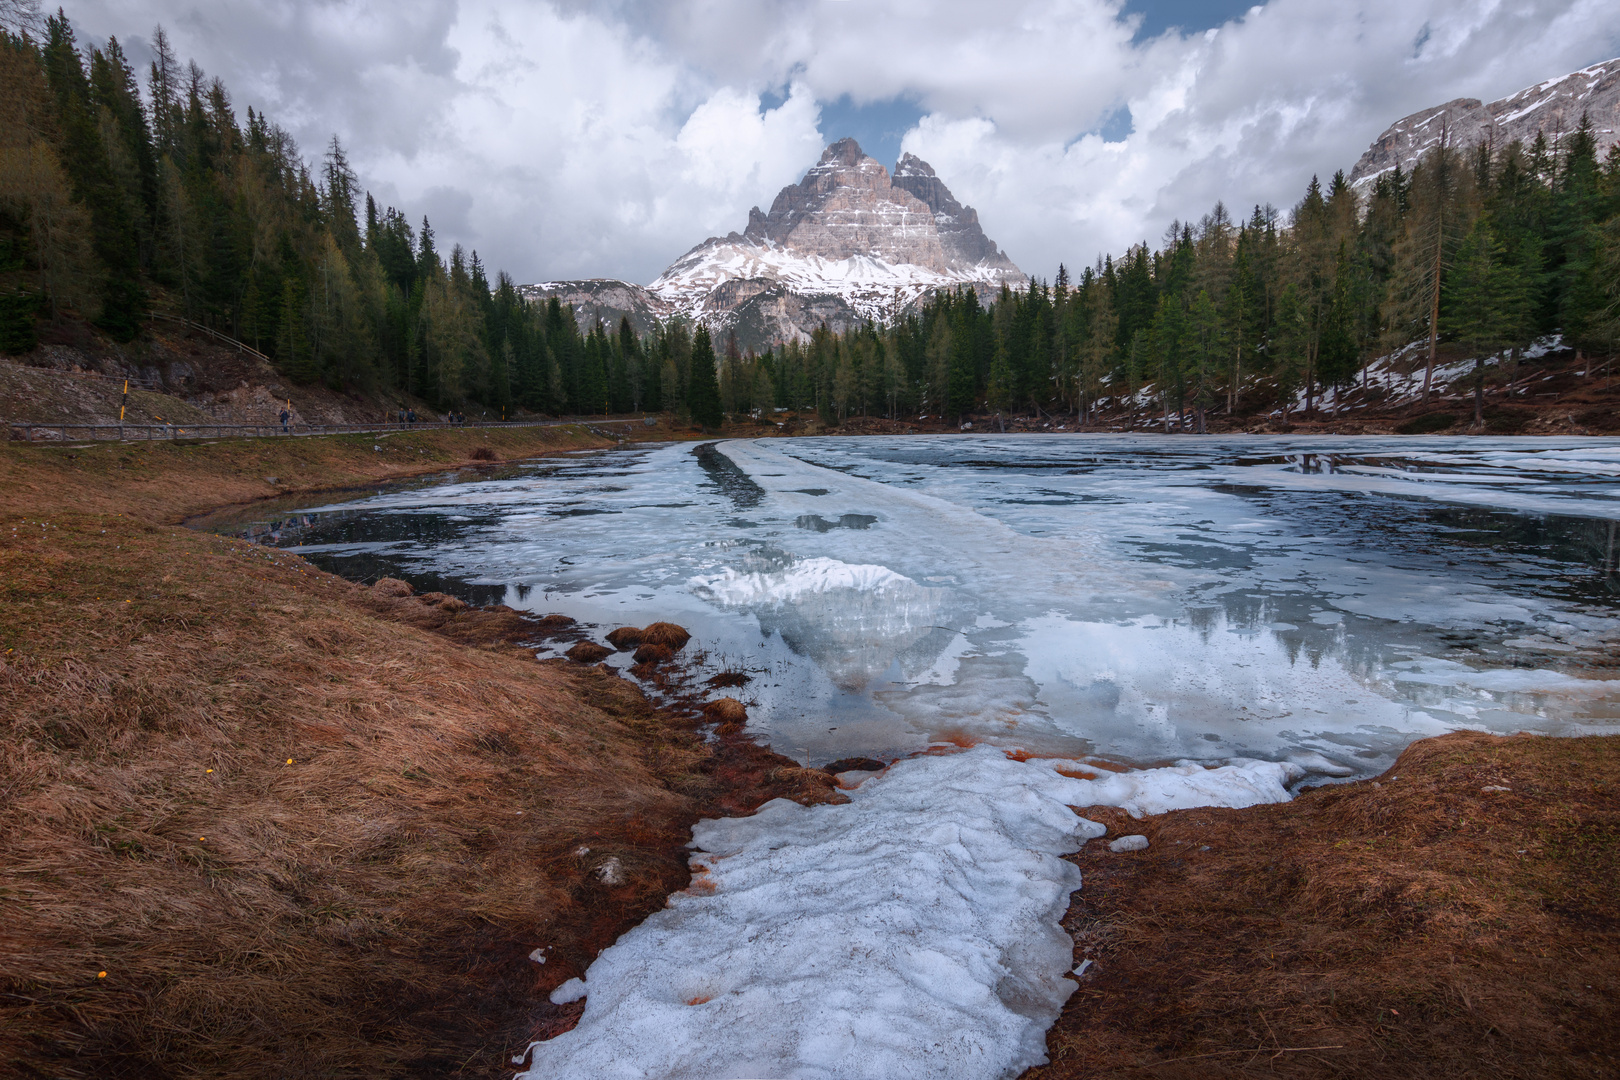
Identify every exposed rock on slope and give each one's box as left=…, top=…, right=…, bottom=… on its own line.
left=1349, top=57, right=1620, bottom=191
left=890, top=152, right=1021, bottom=273
left=514, top=278, right=669, bottom=338
left=523, top=139, right=1024, bottom=351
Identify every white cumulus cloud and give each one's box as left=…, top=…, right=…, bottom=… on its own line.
left=63, top=0, right=1620, bottom=284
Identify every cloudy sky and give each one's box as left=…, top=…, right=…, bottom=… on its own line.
left=62, top=0, right=1620, bottom=285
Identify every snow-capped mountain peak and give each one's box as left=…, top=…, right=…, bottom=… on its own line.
left=522, top=140, right=1024, bottom=350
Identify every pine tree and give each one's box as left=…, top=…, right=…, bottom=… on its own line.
left=1187, top=289, right=1223, bottom=432
left=687, top=325, right=723, bottom=428
left=1442, top=221, right=1533, bottom=425
left=43, top=14, right=144, bottom=339
left=1273, top=283, right=1307, bottom=421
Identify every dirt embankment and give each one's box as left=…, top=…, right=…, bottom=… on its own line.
left=0, top=429, right=840, bottom=1078
left=1034, top=731, right=1620, bottom=1079
left=5, top=321, right=401, bottom=428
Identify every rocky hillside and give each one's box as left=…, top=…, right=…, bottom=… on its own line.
left=1349, top=57, right=1620, bottom=191
left=521, top=139, right=1025, bottom=351
left=2, top=318, right=436, bottom=431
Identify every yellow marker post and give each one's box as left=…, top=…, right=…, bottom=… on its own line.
left=119, top=379, right=127, bottom=440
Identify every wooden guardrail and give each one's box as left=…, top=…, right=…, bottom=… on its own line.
left=146, top=311, right=275, bottom=365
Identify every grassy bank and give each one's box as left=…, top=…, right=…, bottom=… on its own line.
left=0, top=428, right=837, bottom=1077
left=1035, top=731, right=1620, bottom=1079
left=0, top=423, right=619, bottom=525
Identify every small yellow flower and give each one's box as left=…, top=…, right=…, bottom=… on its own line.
left=286, top=758, right=294, bottom=765
left=206, top=768, right=213, bottom=773
left=97, top=971, right=107, bottom=978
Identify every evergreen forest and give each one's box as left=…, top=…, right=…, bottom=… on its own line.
left=3, top=10, right=1619, bottom=426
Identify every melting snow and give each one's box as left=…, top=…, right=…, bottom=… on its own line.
left=518, top=745, right=1304, bottom=1080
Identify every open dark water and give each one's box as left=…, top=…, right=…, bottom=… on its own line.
left=193, top=435, right=1620, bottom=777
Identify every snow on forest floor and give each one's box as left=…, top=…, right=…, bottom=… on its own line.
left=517, top=746, right=1305, bottom=1080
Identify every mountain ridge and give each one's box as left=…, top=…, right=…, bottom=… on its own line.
left=520, top=139, right=1024, bottom=351
left=1348, top=57, right=1620, bottom=190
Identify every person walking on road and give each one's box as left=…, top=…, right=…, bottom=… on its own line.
left=279, top=407, right=290, bottom=434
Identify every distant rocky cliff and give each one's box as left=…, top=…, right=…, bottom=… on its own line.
left=1348, top=58, right=1620, bottom=191
left=521, top=139, right=1024, bottom=352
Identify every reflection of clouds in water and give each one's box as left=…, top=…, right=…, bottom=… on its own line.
left=726, top=437, right=1620, bottom=771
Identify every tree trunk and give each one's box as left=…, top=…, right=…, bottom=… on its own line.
left=1473, top=356, right=1484, bottom=429
left=1423, top=221, right=1442, bottom=400
left=1305, top=342, right=1316, bottom=416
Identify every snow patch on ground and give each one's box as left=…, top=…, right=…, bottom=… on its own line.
left=518, top=746, right=1306, bottom=1080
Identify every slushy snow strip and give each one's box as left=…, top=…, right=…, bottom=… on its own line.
left=518, top=746, right=1304, bottom=1080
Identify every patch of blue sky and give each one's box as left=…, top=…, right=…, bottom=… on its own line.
left=1123, top=0, right=1264, bottom=41
left=1069, top=105, right=1134, bottom=148
left=811, top=94, right=927, bottom=171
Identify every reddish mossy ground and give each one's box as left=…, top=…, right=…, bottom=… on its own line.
left=1032, top=731, right=1620, bottom=1079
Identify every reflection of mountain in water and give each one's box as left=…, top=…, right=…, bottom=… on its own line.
left=691, top=552, right=970, bottom=690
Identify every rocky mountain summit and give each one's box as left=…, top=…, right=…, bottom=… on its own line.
left=521, top=139, right=1024, bottom=351
left=1348, top=57, right=1620, bottom=191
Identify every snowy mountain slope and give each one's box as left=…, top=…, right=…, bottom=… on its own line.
left=513, top=278, right=671, bottom=337
left=522, top=139, right=1025, bottom=349
left=1348, top=57, right=1620, bottom=192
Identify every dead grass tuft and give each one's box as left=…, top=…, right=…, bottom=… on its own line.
left=639, top=622, right=691, bottom=650
left=634, top=642, right=675, bottom=665
left=605, top=626, right=644, bottom=650
left=702, top=697, right=749, bottom=730
left=565, top=641, right=612, bottom=664
left=371, top=576, right=414, bottom=598
left=703, top=697, right=748, bottom=724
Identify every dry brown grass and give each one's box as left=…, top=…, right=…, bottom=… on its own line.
left=0, top=432, right=835, bottom=1077
left=1032, top=731, right=1620, bottom=1080
left=639, top=622, right=691, bottom=650
left=604, top=627, right=643, bottom=651
left=0, top=424, right=610, bottom=526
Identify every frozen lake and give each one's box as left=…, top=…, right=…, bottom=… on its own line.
left=204, top=433, right=1620, bottom=1077
left=224, top=434, right=1620, bottom=779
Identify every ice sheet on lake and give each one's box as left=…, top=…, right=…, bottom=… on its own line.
left=708, top=439, right=1619, bottom=767
left=257, top=434, right=1620, bottom=771
left=517, top=746, right=1305, bottom=1080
